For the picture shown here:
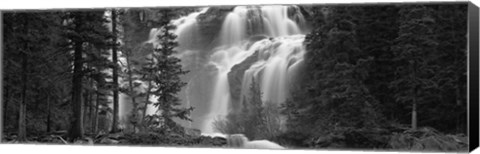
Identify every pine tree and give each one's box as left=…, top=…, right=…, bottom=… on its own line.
left=424, top=4, right=467, bottom=133
left=63, top=10, right=111, bottom=140
left=117, top=9, right=154, bottom=132
left=139, top=54, right=156, bottom=125
left=147, top=9, right=193, bottom=131
left=391, top=5, right=438, bottom=130
left=3, top=12, right=64, bottom=142
left=295, top=6, right=381, bottom=137
left=84, top=43, right=112, bottom=134
left=355, top=5, right=402, bottom=122
left=110, top=8, right=121, bottom=133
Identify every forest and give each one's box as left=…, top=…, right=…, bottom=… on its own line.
left=1, top=3, right=470, bottom=152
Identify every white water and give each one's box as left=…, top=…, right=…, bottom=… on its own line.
left=203, top=45, right=257, bottom=133
left=202, top=6, right=306, bottom=133
left=219, top=7, right=248, bottom=46
left=241, top=35, right=306, bottom=105
left=139, top=5, right=308, bottom=134
left=261, top=6, right=302, bottom=37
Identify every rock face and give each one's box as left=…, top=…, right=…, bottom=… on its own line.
left=227, top=50, right=259, bottom=111
left=196, top=6, right=235, bottom=51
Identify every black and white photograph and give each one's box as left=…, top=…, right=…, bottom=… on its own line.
left=1, top=0, right=478, bottom=153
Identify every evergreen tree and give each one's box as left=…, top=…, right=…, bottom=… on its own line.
left=424, top=4, right=468, bottom=133
left=139, top=54, right=156, bottom=125
left=117, top=9, right=155, bottom=132
left=62, top=10, right=111, bottom=140
left=146, top=9, right=193, bottom=131
left=84, top=43, right=112, bottom=134
left=391, top=5, right=438, bottom=130
left=355, top=5, right=402, bottom=123
left=294, top=6, right=381, bottom=137
left=3, top=11, right=65, bottom=141
left=110, top=8, right=121, bottom=133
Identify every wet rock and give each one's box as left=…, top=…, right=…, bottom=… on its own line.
left=73, top=138, right=94, bottom=145
left=212, top=136, right=227, bottom=146
left=108, top=132, right=124, bottom=140
left=227, top=51, right=259, bottom=110
left=185, top=128, right=201, bottom=138
left=100, top=138, right=120, bottom=144
left=196, top=136, right=227, bottom=146
left=196, top=7, right=235, bottom=50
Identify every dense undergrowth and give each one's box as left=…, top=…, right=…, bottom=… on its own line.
left=2, top=130, right=227, bottom=147
left=2, top=126, right=467, bottom=152
left=273, top=126, right=468, bottom=152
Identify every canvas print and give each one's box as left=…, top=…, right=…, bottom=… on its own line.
left=1, top=2, right=473, bottom=152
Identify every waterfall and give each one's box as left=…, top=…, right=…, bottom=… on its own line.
left=144, top=5, right=307, bottom=134
left=261, top=6, right=302, bottom=37
left=241, top=35, right=306, bottom=105
left=202, top=6, right=306, bottom=133
left=219, top=6, right=248, bottom=46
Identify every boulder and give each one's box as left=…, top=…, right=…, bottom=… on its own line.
left=185, top=128, right=201, bottom=138
left=196, top=6, right=235, bottom=50
left=196, top=136, right=227, bottom=146
left=100, top=138, right=120, bottom=144
left=108, top=132, right=124, bottom=140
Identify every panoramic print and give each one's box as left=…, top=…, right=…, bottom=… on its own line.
left=1, top=3, right=470, bottom=152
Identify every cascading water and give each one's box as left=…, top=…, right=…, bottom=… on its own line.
left=203, top=46, right=256, bottom=133
left=240, top=35, right=306, bottom=105
left=260, top=6, right=302, bottom=37
left=219, top=7, right=248, bottom=46
left=141, top=5, right=308, bottom=134
left=200, top=6, right=307, bottom=133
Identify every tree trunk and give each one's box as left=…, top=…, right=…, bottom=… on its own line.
left=126, top=50, right=138, bottom=130
left=46, top=95, right=51, bottom=133
left=18, top=98, right=27, bottom=141
left=142, top=62, right=154, bottom=124
left=411, top=96, right=417, bottom=130
left=411, top=56, right=418, bottom=130
left=455, top=73, right=465, bottom=133
left=18, top=50, right=28, bottom=142
left=88, top=84, right=94, bottom=133
left=3, top=79, right=9, bottom=130
left=83, top=65, right=91, bottom=131
left=83, top=89, right=89, bottom=130
left=69, top=40, right=84, bottom=140
left=93, top=91, right=100, bottom=134
left=142, top=81, right=152, bottom=122
left=111, top=9, right=119, bottom=133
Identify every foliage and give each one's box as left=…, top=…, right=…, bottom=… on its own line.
left=119, top=132, right=226, bottom=147
left=1, top=4, right=469, bottom=151
left=62, top=10, right=113, bottom=140
left=390, top=5, right=439, bottom=129
left=420, top=4, right=468, bottom=133
left=388, top=127, right=468, bottom=151
left=145, top=8, right=194, bottom=131
left=257, top=102, right=283, bottom=139
left=2, top=11, right=70, bottom=140
left=294, top=6, right=383, bottom=138
left=284, top=4, right=468, bottom=151
left=214, top=78, right=283, bottom=140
